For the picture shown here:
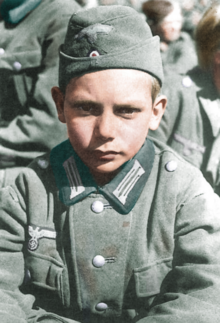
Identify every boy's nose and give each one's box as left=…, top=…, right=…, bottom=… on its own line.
left=95, top=112, right=116, bottom=141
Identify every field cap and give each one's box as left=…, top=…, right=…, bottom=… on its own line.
left=59, top=5, right=164, bottom=90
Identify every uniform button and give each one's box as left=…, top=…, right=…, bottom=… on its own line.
left=91, top=201, right=104, bottom=213
left=13, top=61, right=22, bottom=71
left=38, top=159, right=49, bottom=169
left=165, top=160, right=177, bottom=172
left=92, top=255, right=105, bottom=268
left=96, top=302, right=108, bottom=311
left=0, top=48, right=5, bottom=55
left=182, top=76, right=192, bottom=88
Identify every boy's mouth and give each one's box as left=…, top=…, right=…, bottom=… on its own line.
left=93, top=150, right=120, bottom=161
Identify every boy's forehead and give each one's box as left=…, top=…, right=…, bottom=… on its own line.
left=59, top=5, right=164, bottom=92
left=65, top=69, right=153, bottom=108
left=66, top=69, right=152, bottom=96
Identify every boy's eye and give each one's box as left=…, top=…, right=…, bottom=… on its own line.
left=75, top=105, right=100, bottom=115
left=116, top=107, right=140, bottom=116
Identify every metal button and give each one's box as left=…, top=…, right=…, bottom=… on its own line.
left=182, top=76, right=192, bottom=88
left=38, top=159, right=49, bottom=169
left=0, top=48, right=5, bottom=55
left=96, top=302, right=108, bottom=311
left=165, top=160, right=177, bottom=172
left=91, top=201, right=104, bottom=213
left=92, top=255, right=105, bottom=268
left=13, top=61, right=22, bottom=71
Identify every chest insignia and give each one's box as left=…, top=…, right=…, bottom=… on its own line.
left=173, top=133, right=206, bottom=156
left=113, top=160, right=145, bottom=205
left=28, top=226, right=57, bottom=251
left=63, top=156, right=85, bottom=199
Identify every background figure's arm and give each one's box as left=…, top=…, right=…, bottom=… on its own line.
left=0, top=184, right=80, bottom=323
left=0, top=1, right=79, bottom=165
left=136, top=174, right=220, bottom=322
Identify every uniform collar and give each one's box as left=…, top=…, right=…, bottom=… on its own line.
left=50, top=139, right=155, bottom=214
left=0, top=0, right=41, bottom=24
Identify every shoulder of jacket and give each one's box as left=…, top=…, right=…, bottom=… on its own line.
left=35, top=0, right=81, bottom=27
left=16, top=153, right=56, bottom=194
left=50, top=0, right=81, bottom=12
left=163, top=71, right=199, bottom=95
left=150, top=137, right=202, bottom=177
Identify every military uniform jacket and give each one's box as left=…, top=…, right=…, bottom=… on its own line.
left=161, top=32, right=197, bottom=75
left=1, top=138, right=220, bottom=323
left=149, top=67, right=220, bottom=193
left=0, top=0, right=79, bottom=168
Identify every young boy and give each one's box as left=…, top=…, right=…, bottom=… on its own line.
left=1, top=5, right=220, bottom=323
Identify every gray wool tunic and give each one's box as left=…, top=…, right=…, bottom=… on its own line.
left=149, top=66, right=220, bottom=194
left=0, top=138, right=220, bottom=322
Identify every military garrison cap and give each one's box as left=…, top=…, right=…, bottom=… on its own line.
left=59, top=5, right=164, bottom=90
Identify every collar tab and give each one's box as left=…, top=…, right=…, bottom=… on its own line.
left=63, top=156, right=85, bottom=199
left=50, top=139, right=155, bottom=214
left=113, top=160, right=145, bottom=205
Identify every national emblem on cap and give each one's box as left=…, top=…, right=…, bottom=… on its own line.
left=89, top=50, right=100, bottom=57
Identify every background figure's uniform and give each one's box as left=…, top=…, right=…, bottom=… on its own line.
left=0, top=0, right=80, bottom=186
left=161, top=31, right=197, bottom=75
left=149, top=66, right=220, bottom=193
left=1, top=138, right=220, bottom=322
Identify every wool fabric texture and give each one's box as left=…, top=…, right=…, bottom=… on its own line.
left=59, top=5, right=164, bottom=90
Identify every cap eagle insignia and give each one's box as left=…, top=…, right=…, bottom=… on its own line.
left=74, top=23, right=114, bottom=44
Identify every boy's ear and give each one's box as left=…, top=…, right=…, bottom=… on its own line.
left=149, top=95, right=167, bottom=131
left=213, top=50, right=220, bottom=65
left=51, top=86, right=66, bottom=123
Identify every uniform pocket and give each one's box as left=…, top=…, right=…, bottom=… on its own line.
left=0, top=49, right=42, bottom=71
left=12, top=50, right=42, bottom=106
left=25, top=253, right=66, bottom=303
left=134, top=257, right=172, bottom=298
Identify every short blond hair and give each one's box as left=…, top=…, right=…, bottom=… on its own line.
left=195, top=3, right=220, bottom=70
left=151, top=75, right=161, bottom=102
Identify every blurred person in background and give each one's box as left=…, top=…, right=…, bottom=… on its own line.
left=78, top=0, right=142, bottom=12
left=0, top=0, right=80, bottom=187
left=149, top=3, right=220, bottom=195
left=180, top=0, right=212, bottom=36
left=142, top=0, right=197, bottom=74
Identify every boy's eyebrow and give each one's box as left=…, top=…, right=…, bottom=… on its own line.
left=113, top=103, right=143, bottom=110
left=68, top=99, right=103, bottom=108
left=68, top=99, right=143, bottom=110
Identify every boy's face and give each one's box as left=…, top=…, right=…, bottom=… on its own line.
left=52, top=69, right=166, bottom=180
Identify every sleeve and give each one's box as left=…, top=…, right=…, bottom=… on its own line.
left=0, top=1, right=80, bottom=165
left=136, top=173, right=220, bottom=322
left=0, top=184, right=81, bottom=323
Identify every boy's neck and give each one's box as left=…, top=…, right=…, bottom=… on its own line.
left=90, top=169, right=120, bottom=186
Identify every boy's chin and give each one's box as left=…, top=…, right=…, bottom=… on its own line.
left=89, top=162, right=122, bottom=182
left=91, top=164, right=121, bottom=174
left=89, top=165, right=121, bottom=186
